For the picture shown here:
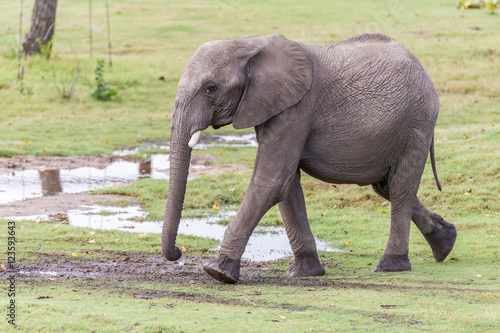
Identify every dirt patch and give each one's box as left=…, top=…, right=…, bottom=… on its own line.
left=0, top=192, right=139, bottom=217
left=0, top=155, right=135, bottom=174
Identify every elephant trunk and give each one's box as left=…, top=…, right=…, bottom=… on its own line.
left=161, top=141, right=192, bottom=261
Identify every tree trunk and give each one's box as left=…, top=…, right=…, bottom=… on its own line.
left=23, top=0, right=57, bottom=57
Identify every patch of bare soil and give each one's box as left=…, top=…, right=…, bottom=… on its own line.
left=0, top=192, right=139, bottom=217
left=0, top=155, right=135, bottom=174
left=2, top=251, right=484, bottom=313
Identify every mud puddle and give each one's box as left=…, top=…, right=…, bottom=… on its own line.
left=8, top=207, right=339, bottom=261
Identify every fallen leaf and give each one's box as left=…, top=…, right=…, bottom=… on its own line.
left=359, top=198, right=364, bottom=201
left=181, top=246, right=186, bottom=251
left=380, top=210, right=387, bottom=213
left=308, top=194, right=313, bottom=199
left=87, top=239, right=96, bottom=244
left=218, top=151, right=223, bottom=155
left=24, top=140, right=30, bottom=143
left=1, top=264, right=5, bottom=270
left=43, top=148, right=48, bottom=152
left=123, top=256, right=130, bottom=261
left=139, top=233, right=147, bottom=237
left=72, top=253, right=77, bottom=257
left=347, top=241, right=352, bottom=244
left=125, top=325, right=133, bottom=330
left=213, top=204, right=220, bottom=210
left=89, top=231, right=95, bottom=235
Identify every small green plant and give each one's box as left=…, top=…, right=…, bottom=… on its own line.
left=91, top=59, right=118, bottom=101
left=35, top=38, right=53, bottom=59
left=19, top=81, right=33, bottom=97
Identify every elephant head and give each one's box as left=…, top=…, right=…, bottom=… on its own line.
left=162, top=35, right=313, bottom=261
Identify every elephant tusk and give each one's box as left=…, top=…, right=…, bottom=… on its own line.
left=188, top=130, right=202, bottom=148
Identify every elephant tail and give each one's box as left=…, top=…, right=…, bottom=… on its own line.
left=430, top=134, right=442, bottom=191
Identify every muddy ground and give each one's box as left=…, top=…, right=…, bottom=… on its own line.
left=0, top=155, right=135, bottom=174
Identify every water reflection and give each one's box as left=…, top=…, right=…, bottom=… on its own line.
left=0, top=156, right=170, bottom=204
left=39, top=169, right=63, bottom=196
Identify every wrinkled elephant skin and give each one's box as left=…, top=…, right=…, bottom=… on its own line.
left=161, top=33, right=457, bottom=283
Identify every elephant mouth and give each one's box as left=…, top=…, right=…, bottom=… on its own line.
left=212, top=124, right=229, bottom=129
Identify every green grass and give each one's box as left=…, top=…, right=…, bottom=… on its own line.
left=0, top=0, right=499, bottom=331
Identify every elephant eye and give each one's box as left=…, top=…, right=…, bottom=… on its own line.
left=205, top=84, right=218, bottom=94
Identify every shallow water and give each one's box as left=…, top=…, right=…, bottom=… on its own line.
left=0, top=133, right=258, bottom=204
left=8, top=206, right=339, bottom=262
left=0, top=155, right=170, bottom=204
left=113, top=133, right=257, bottom=156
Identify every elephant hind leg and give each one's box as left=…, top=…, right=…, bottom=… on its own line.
left=372, top=182, right=457, bottom=262
left=373, top=179, right=414, bottom=272
left=411, top=199, right=457, bottom=261
left=279, top=170, right=325, bottom=277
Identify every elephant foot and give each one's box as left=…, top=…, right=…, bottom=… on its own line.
left=423, top=215, right=457, bottom=262
left=288, top=253, right=325, bottom=277
left=203, top=256, right=240, bottom=284
left=374, top=254, right=411, bottom=272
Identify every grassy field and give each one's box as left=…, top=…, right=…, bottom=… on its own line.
left=1, top=0, right=499, bottom=331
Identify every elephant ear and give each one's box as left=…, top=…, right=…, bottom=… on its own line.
left=233, top=35, right=313, bottom=129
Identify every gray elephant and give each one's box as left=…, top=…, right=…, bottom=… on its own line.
left=162, top=33, right=457, bottom=284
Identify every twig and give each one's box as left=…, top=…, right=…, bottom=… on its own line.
left=17, top=0, right=23, bottom=80
left=89, top=0, right=92, bottom=57
left=409, top=314, right=422, bottom=323
left=51, top=65, right=81, bottom=99
left=164, top=301, right=177, bottom=308
left=297, top=305, right=320, bottom=311
left=380, top=304, right=404, bottom=308
left=241, top=296, right=259, bottom=307
left=105, top=0, right=112, bottom=67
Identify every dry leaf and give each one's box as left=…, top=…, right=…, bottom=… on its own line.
left=380, top=210, right=387, bottom=213
left=213, top=204, right=220, bottom=210
left=89, top=231, right=95, bottom=235
left=139, top=233, right=147, bottom=237
left=1, top=264, right=5, bottom=270
left=87, top=239, right=96, bottom=244
left=72, top=253, right=77, bottom=257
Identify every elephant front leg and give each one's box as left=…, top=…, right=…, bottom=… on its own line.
left=203, top=178, right=287, bottom=283
left=279, top=170, right=325, bottom=277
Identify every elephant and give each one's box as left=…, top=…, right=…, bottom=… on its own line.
left=162, top=33, right=457, bottom=284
